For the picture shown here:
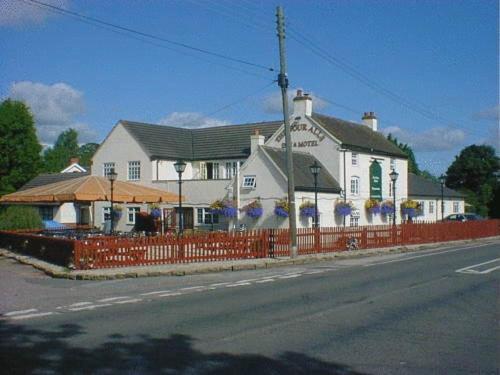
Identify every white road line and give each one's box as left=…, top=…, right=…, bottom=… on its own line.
left=479, top=266, right=500, bottom=274
left=69, top=304, right=112, bottom=311
left=303, top=270, right=326, bottom=275
left=236, top=278, right=260, bottom=283
left=180, top=286, right=205, bottom=291
left=112, top=298, right=142, bottom=304
left=10, top=312, right=55, bottom=320
left=140, top=290, right=172, bottom=296
left=456, top=258, right=500, bottom=275
left=278, top=274, right=302, bottom=279
left=364, top=243, right=491, bottom=267
left=225, top=282, right=251, bottom=287
left=4, top=308, right=38, bottom=316
left=68, top=302, right=93, bottom=307
left=209, top=282, right=231, bottom=287
left=98, top=296, right=131, bottom=303
left=158, top=292, right=182, bottom=297
left=255, top=279, right=275, bottom=283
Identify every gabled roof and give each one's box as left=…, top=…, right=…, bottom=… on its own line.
left=120, top=120, right=282, bottom=161
left=311, top=113, right=407, bottom=158
left=408, top=173, right=465, bottom=198
left=18, top=171, right=90, bottom=191
left=262, top=146, right=341, bottom=194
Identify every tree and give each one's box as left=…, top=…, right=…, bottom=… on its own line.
left=0, top=205, right=42, bottom=230
left=387, top=134, right=421, bottom=175
left=42, top=128, right=80, bottom=172
left=0, top=99, right=42, bottom=195
left=445, top=145, right=499, bottom=217
left=78, top=142, right=99, bottom=167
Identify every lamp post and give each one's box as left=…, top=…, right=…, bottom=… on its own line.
left=309, top=161, right=321, bottom=228
left=174, top=160, right=187, bottom=236
left=439, top=174, right=446, bottom=220
left=389, top=169, right=399, bottom=226
left=107, top=168, right=118, bottom=234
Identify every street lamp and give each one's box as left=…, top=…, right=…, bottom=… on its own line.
left=389, top=169, right=399, bottom=226
left=174, top=160, right=187, bottom=236
left=439, top=174, right=446, bottom=220
left=107, top=168, right=118, bottom=234
left=309, top=160, right=322, bottom=228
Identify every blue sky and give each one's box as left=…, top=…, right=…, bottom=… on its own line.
left=1, top=0, right=498, bottom=175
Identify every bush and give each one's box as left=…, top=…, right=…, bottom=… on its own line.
left=0, top=205, right=43, bottom=230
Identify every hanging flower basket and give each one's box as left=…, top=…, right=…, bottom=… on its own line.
left=150, top=208, right=162, bottom=219
left=401, top=200, right=420, bottom=218
left=210, top=199, right=237, bottom=218
left=274, top=198, right=289, bottom=218
left=299, top=201, right=316, bottom=218
left=380, top=201, right=395, bottom=215
left=365, top=199, right=381, bottom=215
left=243, top=200, right=263, bottom=219
left=335, top=200, right=353, bottom=216
left=113, top=205, right=123, bottom=220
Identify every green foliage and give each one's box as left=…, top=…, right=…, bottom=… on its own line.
left=78, top=142, right=99, bottom=167
left=0, top=99, right=42, bottom=195
left=446, top=145, right=499, bottom=217
left=0, top=205, right=43, bottom=230
left=42, top=129, right=80, bottom=172
left=420, top=170, right=438, bottom=183
left=387, top=134, right=421, bottom=175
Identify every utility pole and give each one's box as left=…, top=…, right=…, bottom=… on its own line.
left=276, top=6, right=297, bottom=258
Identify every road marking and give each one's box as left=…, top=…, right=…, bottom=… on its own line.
left=69, top=304, right=112, bottom=311
left=209, top=282, right=231, bottom=287
left=158, top=292, right=182, bottom=297
left=236, top=278, right=260, bottom=283
left=113, top=298, right=142, bottom=304
left=364, top=243, right=491, bottom=267
left=255, top=279, right=275, bottom=283
left=303, top=270, right=326, bottom=275
left=180, top=286, right=205, bottom=291
left=225, top=282, right=251, bottom=287
left=10, top=312, right=55, bottom=320
left=3, top=308, right=38, bottom=316
left=68, top=302, right=93, bottom=307
left=278, top=274, right=302, bottom=279
left=140, top=290, right=172, bottom=296
left=98, top=296, right=131, bottom=303
left=456, top=258, right=500, bottom=275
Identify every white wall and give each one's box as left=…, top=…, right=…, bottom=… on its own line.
left=411, top=196, right=465, bottom=222
left=54, top=203, right=78, bottom=224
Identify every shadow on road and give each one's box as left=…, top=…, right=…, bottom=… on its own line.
left=0, top=320, right=365, bottom=374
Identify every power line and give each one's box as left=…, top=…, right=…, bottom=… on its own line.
left=19, top=0, right=275, bottom=73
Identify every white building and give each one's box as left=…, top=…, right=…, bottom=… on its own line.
left=91, top=90, right=464, bottom=231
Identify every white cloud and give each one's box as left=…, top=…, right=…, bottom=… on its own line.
left=158, top=112, right=229, bottom=128
left=263, top=89, right=328, bottom=114
left=9, top=81, right=97, bottom=145
left=0, top=0, right=68, bottom=26
left=382, top=125, right=466, bottom=152
left=473, top=104, right=500, bottom=122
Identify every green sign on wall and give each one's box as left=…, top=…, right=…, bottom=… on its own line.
left=370, top=160, right=382, bottom=200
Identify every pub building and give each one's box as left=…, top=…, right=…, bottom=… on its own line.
left=91, top=90, right=464, bottom=232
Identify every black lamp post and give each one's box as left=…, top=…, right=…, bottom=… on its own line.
left=107, top=168, right=118, bottom=234
left=439, top=174, right=446, bottom=220
left=389, top=169, right=399, bottom=226
left=174, top=160, right=187, bottom=236
left=309, top=161, right=321, bottom=228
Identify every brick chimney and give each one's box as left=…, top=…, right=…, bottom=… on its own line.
left=362, top=111, right=378, bottom=131
left=292, top=89, right=313, bottom=117
left=250, top=129, right=265, bottom=154
left=69, top=157, right=80, bottom=165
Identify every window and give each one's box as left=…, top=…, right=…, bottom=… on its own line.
left=418, top=201, right=425, bottom=215
left=102, top=206, right=111, bottom=223
left=199, top=162, right=207, bottom=179
left=197, top=208, right=219, bottom=225
left=211, top=162, right=220, bottom=179
left=350, top=176, right=360, bottom=195
left=128, top=161, right=141, bottom=181
left=39, top=206, right=54, bottom=221
left=127, top=207, right=140, bottom=224
left=390, top=158, right=396, bottom=170
left=200, top=162, right=220, bottom=180
left=103, top=162, right=115, bottom=177
left=242, top=175, right=256, bottom=188
left=349, top=216, right=359, bottom=227
left=429, top=201, right=434, bottom=214
left=351, top=153, right=358, bottom=166
left=453, top=201, right=459, bottom=213
left=225, top=161, right=238, bottom=179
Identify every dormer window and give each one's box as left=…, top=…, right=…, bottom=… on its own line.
left=242, top=175, right=256, bottom=189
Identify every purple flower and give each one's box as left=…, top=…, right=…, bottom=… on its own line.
left=222, top=206, right=238, bottom=218
left=210, top=208, right=223, bottom=215
left=150, top=208, right=162, bottom=218
left=369, top=205, right=381, bottom=215
left=402, top=208, right=416, bottom=218
left=274, top=206, right=289, bottom=218
left=381, top=204, right=395, bottom=215
left=246, top=207, right=263, bottom=219
left=335, top=205, right=352, bottom=216
left=300, top=206, right=316, bottom=218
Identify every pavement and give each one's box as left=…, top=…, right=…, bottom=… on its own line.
left=1, top=236, right=498, bottom=280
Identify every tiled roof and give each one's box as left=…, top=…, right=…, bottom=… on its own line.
left=408, top=173, right=464, bottom=198
left=262, top=146, right=341, bottom=193
left=311, top=113, right=408, bottom=158
left=18, top=171, right=90, bottom=191
left=121, top=120, right=282, bottom=161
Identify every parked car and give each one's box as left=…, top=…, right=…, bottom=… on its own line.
left=443, top=213, right=483, bottom=222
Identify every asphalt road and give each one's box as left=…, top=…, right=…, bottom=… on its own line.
left=1, top=239, right=499, bottom=374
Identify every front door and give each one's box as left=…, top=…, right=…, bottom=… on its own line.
left=174, top=207, right=194, bottom=230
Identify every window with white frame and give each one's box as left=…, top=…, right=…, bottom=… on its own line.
left=453, top=201, right=459, bottom=213
left=103, top=162, right=115, bottom=177
left=418, top=201, right=425, bottom=215
left=127, top=161, right=141, bottom=180
left=102, top=206, right=111, bottom=223
left=212, top=162, right=220, bottom=179
left=242, top=175, right=256, bottom=188
left=390, top=158, right=396, bottom=170
left=127, top=207, right=140, bottom=224
left=197, top=208, right=219, bottom=225
left=350, top=176, right=360, bottom=195
left=199, top=162, right=207, bottom=179
left=225, top=161, right=238, bottom=179
left=429, top=201, right=434, bottom=214
left=351, top=153, right=358, bottom=166
left=349, top=216, right=359, bottom=227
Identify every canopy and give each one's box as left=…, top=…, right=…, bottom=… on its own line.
left=0, top=175, right=183, bottom=204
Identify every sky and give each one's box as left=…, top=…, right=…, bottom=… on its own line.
left=1, top=0, right=498, bottom=176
